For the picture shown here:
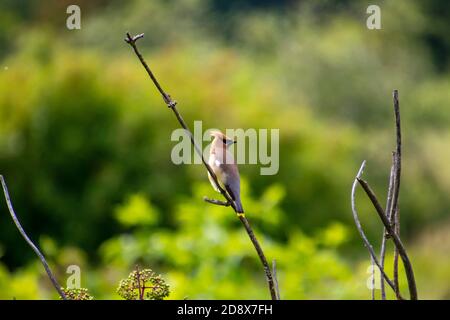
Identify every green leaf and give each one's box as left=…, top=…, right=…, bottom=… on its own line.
left=114, top=194, right=159, bottom=227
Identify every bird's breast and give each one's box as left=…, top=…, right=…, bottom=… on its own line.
left=208, top=154, right=227, bottom=183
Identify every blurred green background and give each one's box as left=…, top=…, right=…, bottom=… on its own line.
left=0, top=0, right=449, bottom=299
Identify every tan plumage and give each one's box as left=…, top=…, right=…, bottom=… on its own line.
left=208, top=130, right=244, bottom=213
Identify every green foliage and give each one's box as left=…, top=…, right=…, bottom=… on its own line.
left=115, top=194, right=159, bottom=227
left=0, top=264, right=41, bottom=299
left=99, top=181, right=362, bottom=299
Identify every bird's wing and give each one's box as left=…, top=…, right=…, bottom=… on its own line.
left=208, top=172, right=221, bottom=192
left=222, top=163, right=244, bottom=213
left=221, top=163, right=240, bottom=201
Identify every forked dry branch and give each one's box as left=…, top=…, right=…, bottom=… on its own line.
left=350, top=90, right=417, bottom=300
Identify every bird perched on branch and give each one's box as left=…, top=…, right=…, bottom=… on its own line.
left=208, top=130, right=244, bottom=214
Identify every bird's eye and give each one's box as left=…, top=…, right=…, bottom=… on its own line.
left=222, top=138, right=227, bottom=144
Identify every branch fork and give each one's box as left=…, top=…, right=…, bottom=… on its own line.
left=351, top=90, right=417, bottom=300
left=124, top=32, right=144, bottom=44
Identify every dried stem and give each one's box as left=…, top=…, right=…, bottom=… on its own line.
left=357, top=177, right=417, bottom=300
left=352, top=90, right=417, bottom=300
left=371, top=256, right=375, bottom=300
left=203, top=197, right=231, bottom=207
left=125, top=32, right=277, bottom=300
left=272, top=260, right=281, bottom=300
left=390, top=90, right=402, bottom=299
left=0, top=175, right=67, bottom=300
left=379, top=154, right=395, bottom=299
left=135, top=265, right=145, bottom=300
left=350, top=161, right=401, bottom=297
left=393, top=207, right=400, bottom=298
left=390, top=90, right=402, bottom=223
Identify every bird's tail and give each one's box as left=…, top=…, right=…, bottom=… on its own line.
left=234, top=198, right=244, bottom=213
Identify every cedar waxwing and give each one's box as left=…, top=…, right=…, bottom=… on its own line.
left=208, top=130, right=244, bottom=214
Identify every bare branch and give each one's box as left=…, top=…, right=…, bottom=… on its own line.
left=125, top=33, right=278, bottom=300
left=203, top=197, right=231, bottom=207
left=393, top=207, right=401, bottom=299
left=357, top=177, right=417, bottom=300
left=390, top=89, right=402, bottom=299
left=124, top=33, right=144, bottom=43
left=351, top=161, right=401, bottom=297
left=0, top=175, right=67, bottom=300
left=379, top=154, right=395, bottom=299
left=390, top=90, right=402, bottom=223
left=370, top=256, right=375, bottom=300
left=272, top=259, right=281, bottom=300
left=237, top=215, right=277, bottom=299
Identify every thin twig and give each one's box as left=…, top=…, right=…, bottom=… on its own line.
left=0, top=175, right=67, bottom=300
left=203, top=197, right=231, bottom=207
left=125, top=32, right=278, bottom=300
left=357, top=177, right=417, bottom=300
left=350, top=162, right=401, bottom=297
left=390, top=90, right=402, bottom=222
left=135, top=265, right=144, bottom=300
left=379, top=154, right=395, bottom=299
left=393, top=207, right=400, bottom=298
left=390, top=90, right=402, bottom=299
left=379, top=246, right=387, bottom=298
left=385, top=153, right=396, bottom=224
left=237, top=215, right=277, bottom=299
left=371, top=256, right=375, bottom=300
left=272, top=259, right=280, bottom=300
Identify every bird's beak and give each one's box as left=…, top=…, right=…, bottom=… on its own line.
left=227, top=139, right=236, bottom=146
